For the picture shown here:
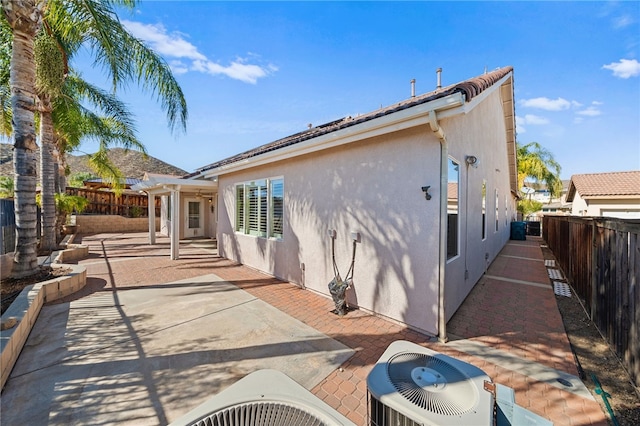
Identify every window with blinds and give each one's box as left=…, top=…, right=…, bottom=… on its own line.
left=270, top=179, right=284, bottom=239
left=235, top=184, right=245, bottom=232
left=235, top=178, right=284, bottom=240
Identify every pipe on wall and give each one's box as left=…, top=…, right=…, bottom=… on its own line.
left=429, top=109, right=449, bottom=344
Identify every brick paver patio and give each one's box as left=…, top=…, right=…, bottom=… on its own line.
left=68, top=232, right=607, bottom=425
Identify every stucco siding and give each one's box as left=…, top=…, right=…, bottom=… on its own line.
left=441, top=89, right=514, bottom=318
left=571, top=195, right=640, bottom=218
left=218, top=126, right=443, bottom=334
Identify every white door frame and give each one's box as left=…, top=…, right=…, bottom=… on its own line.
left=183, top=197, right=205, bottom=238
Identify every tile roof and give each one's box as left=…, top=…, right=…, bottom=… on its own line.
left=566, top=170, right=640, bottom=201
left=190, top=66, right=514, bottom=177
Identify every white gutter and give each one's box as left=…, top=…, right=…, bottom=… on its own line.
left=202, top=93, right=466, bottom=179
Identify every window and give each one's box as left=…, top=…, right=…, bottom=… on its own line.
left=235, top=178, right=284, bottom=239
left=447, top=158, right=459, bottom=260
left=235, top=184, right=244, bottom=232
left=247, top=180, right=267, bottom=237
left=495, top=189, right=499, bottom=232
left=505, top=195, right=508, bottom=227
left=481, top=180, right=486, bottom=240
left=270, top=179, right=284, bottom=239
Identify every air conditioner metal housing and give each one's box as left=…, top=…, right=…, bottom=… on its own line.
left=367, top=340, right=495, bottom=426
left=169, top=369, right=356, bottom=426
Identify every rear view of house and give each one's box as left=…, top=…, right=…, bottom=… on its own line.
left=135, top=67, right=519, bottom=338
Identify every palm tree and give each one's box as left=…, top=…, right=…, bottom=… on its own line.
left=517, top=142, right=562, bottom=198
left=53, top=74, right=144, bottom=189
left=34, top=30, right=64, bottom=251
left=517, top=141, right=562, bottom=217
left=1, top=13, right=11, bottom=137
left=40, top=0, right=187, bottom=252
left=1, top=0, right=43, bottom=277
left=3, top=0, right=187, bottom=276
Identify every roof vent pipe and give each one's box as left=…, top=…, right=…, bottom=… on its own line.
left=410, top=79, right=416, bottom=97
left=436, top=68, right=442, bottom=89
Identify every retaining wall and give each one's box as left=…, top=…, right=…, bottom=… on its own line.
left=1, top=254, right=87, bottom=390
left=75, top=215, right=159, bottom=234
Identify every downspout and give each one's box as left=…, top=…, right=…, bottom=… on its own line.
left=429, top=109, right=449, bottom=344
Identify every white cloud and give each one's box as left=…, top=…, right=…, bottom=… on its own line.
left=520, top=97, right=572, bottom=111
left=123, top=19, right=276, bottom=84
left=123, top=20, right=206, bottom=61
left=169, top=60, right=189, bottom=75
left=521, top=114, right=549, bottom=125
left=516, top=114, right=551, bottom=134
left=576, top=106, right=602, bottom=117
left=613, top=14, right=634, bottom=29
left=602, top=59, right=640, bottom=78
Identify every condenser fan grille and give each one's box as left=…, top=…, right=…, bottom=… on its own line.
left=386, top=352, right=478, bottom=416
left=191, top=401, right=327, bottom=426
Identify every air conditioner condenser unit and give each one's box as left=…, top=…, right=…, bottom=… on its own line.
left=367, top=340, right=495, bottom=426
left=170, top=369, right=356, bottom=426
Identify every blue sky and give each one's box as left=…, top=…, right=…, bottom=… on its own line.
left=76, top=1, right=640, bottom=180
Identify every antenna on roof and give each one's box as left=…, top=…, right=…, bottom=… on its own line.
left=484, top=66, right=488, bottom=74
left=436, top=68, right=442, bottom=89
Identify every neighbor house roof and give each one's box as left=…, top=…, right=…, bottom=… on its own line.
left=189, top=66, right=514, bottom=177
left=566, top=171, right=640, bottom=201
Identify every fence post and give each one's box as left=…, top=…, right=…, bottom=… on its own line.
left=590, top=219, right=597, bottom=321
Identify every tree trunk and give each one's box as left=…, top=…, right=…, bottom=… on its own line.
left=39, top=98, right=57, bottom=252
left=3, top=0, right=43, bottom=278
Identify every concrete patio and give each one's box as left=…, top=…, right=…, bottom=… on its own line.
left=0, top=233, right=608, bottom=425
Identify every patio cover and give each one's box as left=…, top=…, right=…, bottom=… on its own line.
left=132, top=175, right=217, bottom=259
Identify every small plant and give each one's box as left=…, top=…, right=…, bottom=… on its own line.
left=55, top=193, right=89, bottom=223
left=129, top=205, right=143, bottom=218
left=0, top=176, right=14, bottom=198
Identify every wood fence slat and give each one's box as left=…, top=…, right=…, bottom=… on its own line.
left=544, top=215, right=640, bottom=387
left=65, top=187, right=160, bottom=217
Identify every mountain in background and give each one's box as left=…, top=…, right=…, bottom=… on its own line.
left=0, top=144, right=187, bottom=179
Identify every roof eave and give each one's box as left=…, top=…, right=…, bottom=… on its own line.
left=199, top=92, right=466, bottom=179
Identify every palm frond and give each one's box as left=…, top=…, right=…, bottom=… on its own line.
left=88, top=147, right=126, bottom=195
left=48, top=0, right=187, bottom=134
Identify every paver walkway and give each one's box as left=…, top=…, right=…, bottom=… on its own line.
left=3, top=232, right=608, bottom=425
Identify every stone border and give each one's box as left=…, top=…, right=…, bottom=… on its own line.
left=1, top=260, right=87, bottom=390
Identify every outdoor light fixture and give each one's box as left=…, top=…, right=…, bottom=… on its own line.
left=465, top=155, right=479, bottom=167
left=421, top=185, right=432, bottom=200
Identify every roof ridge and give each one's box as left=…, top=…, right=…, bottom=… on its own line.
left=190, top=66, right=514, bottom=176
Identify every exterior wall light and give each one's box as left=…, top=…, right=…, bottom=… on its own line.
left=421, top=186, right=432, bottom=200
left=465, top=155, right=479, bottom=167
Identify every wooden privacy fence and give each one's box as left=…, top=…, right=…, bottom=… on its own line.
left=543, top=215, right=640, bottom=387
left=1, top=199, right=41, bottom=255
left=1, top=198, right=15, bottom=255
left=66, top=187, right=160, bottom=217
